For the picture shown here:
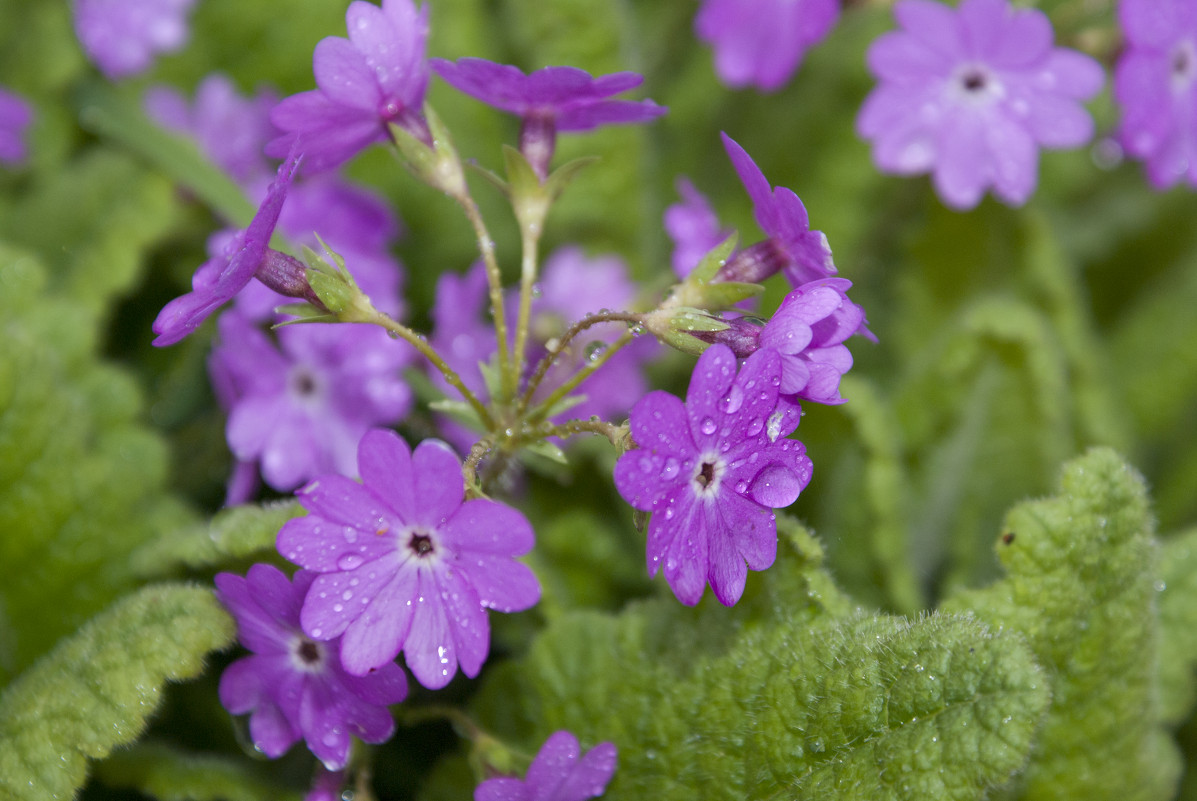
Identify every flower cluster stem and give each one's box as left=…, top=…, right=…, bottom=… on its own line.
left=454, top=193, right=514, bottom=401
left=519, top=311, right=644, bottom=414
left=527, top=329, right=636, bottom=423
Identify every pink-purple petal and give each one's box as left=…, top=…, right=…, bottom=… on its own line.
left=337, top=568, right=418, bottom=675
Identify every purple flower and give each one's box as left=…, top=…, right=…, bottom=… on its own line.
left=277, top=428, right=541, bottom=688
left=475, top=731, right=617, bottom=801
left=663, top=178, right=730, bottom=279
left=152, top=149, right=301, bottom=346
left=430, top=58, right=666, bottom=176
left=73, top=0, right=197, bottom=79
left=145, top=74, right=279, bottom=186
left=719, top=133, right=836, bottom=287
left=695, top=0, right=840, bottom=92
left=856, top=0, right=1104, bottom=210
left=760, top=278, right=873, bottom=405
left=210, top=312, right=414, bottom=492
left=267, top=0, right=431, bottom=172
left=613, top=344, right=812, bottom=606
left=0, top=87, right=33, bottom=167
left=215, top=564, right=408, bottom=769
left=1115, top=0, right=1197, bottom=189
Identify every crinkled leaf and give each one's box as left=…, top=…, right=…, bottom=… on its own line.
left=1156, top=528, right=1197, bottom=728
left=0, top=584, right=235, bottom=801
left=129, top=500, right=304, bottom=578
left=943, top=448, right=1180, bottom=801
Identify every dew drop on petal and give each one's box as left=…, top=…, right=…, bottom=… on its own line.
left=700, top=417, right=717, bottom=435
left=337, top=554, right=364, bottom=571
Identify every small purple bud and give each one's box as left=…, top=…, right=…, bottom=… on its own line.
left=715, top=239, right=788, bottom=284
left=687, top=316, right=763, bottom=357
left=253, top=249, right=327, bottom=311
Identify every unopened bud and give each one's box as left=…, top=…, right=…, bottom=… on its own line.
left=714, top=239, right=787, bottom=284
left=686, top=315, right=763, bottom=357
left=254, top=249, right=327, bottom=311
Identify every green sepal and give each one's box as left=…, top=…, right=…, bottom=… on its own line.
left=539, top=392, right=588, bottom=421
left=478, top=357, right=505, bottom=405
left=302, top=239, right=359, bottom=315
left=543, top=156, right=599, bottom=201
left=663, top=233, right=760, bottom=314
left=698, top=280, right=763, bottom=308
left=271, top=303, right=337, bottom=324
left=388, top=104, right=466, bottom=197
left=689, top=232, right=739, bottom=285
left=0, top=584, right=236, bottom=801
left=429, top=399, right=486, bottom=432
left=523, top=439, right=568, bottom=465
left=94, top=742, right=302, bottom=801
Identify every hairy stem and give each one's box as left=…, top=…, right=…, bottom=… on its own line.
left=519, top=311, right=645, bottom=414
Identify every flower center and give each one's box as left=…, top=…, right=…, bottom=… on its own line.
left=951, top=64, right=1001, bottom=105
left=691, top=454, right=725, bottom=496
left=287, top=365, right=323, bottom=402
left=961, top=69, right=987, bottom=92
left=1171, top=40, right=1197, bottom=89
left=408, top=530, right=435, bottom=558
left=696, top=461, right=717, bottom=488
left=289, top=635, right=327, bottom=673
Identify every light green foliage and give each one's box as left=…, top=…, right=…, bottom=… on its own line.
left=464, top=523, right=1046, bottom=801
left=0, top=149, right=182, bottom=318
left=1157, top=528, right=1197, bottom=727
left=943, top=448, right=1179, bottom=801
left=94, top=743, right=301, bottom=801
left=0, top=584, right=235, bottom=801
left=130, top=500, right=304, bottom=578
left=0, top=246, right=194, bottom=679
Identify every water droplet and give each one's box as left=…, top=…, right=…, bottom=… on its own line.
left=337, top=554, right=364, bottom=571
left=746, top=417, right=764, bottom=437
left=584, top=341, right=606, bottom=362
left=914, top=664, right=924, bottom=672
left=342, top=590, right=353, bottom=601
left=660, top=457, right=680, bottom=480
left=311, top=628, right=323, bottom=638
left=721, top=384, right=745, bottom=414
left=333, top=603, right=344, bottom=612
left=1154, top=579, right=1167, bottom=592
left=700, top=418, right=717, bottom=435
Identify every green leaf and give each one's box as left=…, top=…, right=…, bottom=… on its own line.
left=1156, top=528, right=1197, bottom=728
left=477, top=606, right=1046, bottom=801
left=0, top=246, right=195, bottom=679
left=943, top=448, right=1181, bottom=801
left=0, top=583, right=235, bottom=801
left=130, top=501, right=304, bottom=578
left=94, top=742, right=302, bottom=801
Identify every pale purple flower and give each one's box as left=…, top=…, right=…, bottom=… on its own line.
left=430, top=58, right=666, bottom=176
left=1115, top=0, right=1197, bottom=189
left=210, top=312, right=414, bottom=492
left=0, top=87, right=33, bottom=166
left=268, top=0, right=431, bottom=172
left=152, top=150, right=301, bottom=346
left=695, top=0, right=840, bottom=91
left=306, top=767, right=347, bottom=801
left=613, top=344, right=812, bottom=606
left=857, top=0, right=1104, bottom=210
left=475, top=731, right=617, bottom=801
left=718, top=133, right=836, bottom=287
left=664, top=178, right=730, bottom=279
left=215, top=564, right=408, bottom=770
left=277, top=428, right=541, bottom=688
left=145, top=74, right=279, bottom=185
left=73, top=0, right=197, bottom=79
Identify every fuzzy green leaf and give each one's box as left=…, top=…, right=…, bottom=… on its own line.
left=94, top=743, right=301, bottom=801
left=130, top=501, right=304, bottom=578
left=943, top=448, right=1180, bottom=801
left=0, top=246, right=194, bottom=679
left=0, top=584, right=235, bottom=801
left=1156, top=528, right=1197, bottom=727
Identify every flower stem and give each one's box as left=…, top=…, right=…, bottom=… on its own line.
left=545, top=418, right=629, bottom=447
left=455, top=193, right=514, bottom=401
left=341, top=297, right=494, bottom=429
left=519, top=311, right=644, bottom=414
left=512, top=217, right=542, bottom=402
left=526, top=328, right=636, bottom=423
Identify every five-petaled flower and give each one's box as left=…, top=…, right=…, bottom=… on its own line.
left=695, top=0, right=840, bottom=92
left=1115, top=0, right=1197, bottom=189
left=215, top=564, right=408, bottom=770
left=475, top=731, right=618, bottom=801
left=268, top=0, right=432, bottom=172
left=430, top=58, right=666, bottom=177
left=856, top=0, right=1104, bottom=210
left=613, top=344, right=812, bottom=606
left=278, top=428, right=541, bottom=688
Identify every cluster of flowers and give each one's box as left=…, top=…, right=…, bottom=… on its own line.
left=47, top=0, right=1194, bottom=796
left=127, top=0, right=878, bottom=793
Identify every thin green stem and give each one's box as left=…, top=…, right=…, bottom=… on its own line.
left=519, top=311, right=645, bottom=414
left=512, top=220, right=542, bottom=396
left=527, top=329, right=636, bottom=423
left=455, top=193, right=513, bottom=400
left=342, top=299, right=494, bottom=429
left=545, top=418, right=629, bottom=447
